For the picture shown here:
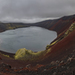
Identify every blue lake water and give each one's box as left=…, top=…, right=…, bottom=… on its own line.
left=0, top=26, right=57, bottom=53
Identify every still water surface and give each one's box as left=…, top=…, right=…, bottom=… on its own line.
left=0, top=26, right=57, bottom=53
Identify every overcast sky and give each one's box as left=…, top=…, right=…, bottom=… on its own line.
left=0, top=0, right=75, bottom=23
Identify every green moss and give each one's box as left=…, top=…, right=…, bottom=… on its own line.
left=46, top=44, right=51, bottom=50
left=14, top=48, right=45, bottom=61
left=50, top=40, right=58, bottom=46
left=46, top=40, right=58, bottom=50
left=5, top=23, right=26, bottom=30
left=46, top=48, right=51, bottom=54
left=0, top=52, right=10, bottom=58
left=65, top=22, right=75, bottom=35
left=2, top=54, right=9, bottom=57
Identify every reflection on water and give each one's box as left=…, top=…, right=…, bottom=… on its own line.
left=0, top=26, right=57, bottom=53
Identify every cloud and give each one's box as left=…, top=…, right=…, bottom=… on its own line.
left=0, top=0, right=75, bottom=23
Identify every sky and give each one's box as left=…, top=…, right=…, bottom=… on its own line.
left=0, top=0, right=75, bottom=23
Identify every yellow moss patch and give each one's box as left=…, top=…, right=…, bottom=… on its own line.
left=50, top=40, right=58, bottom=46
left=46, top=48, right=51, bottom=54
left=2, top=54, right=9, bottom=57
left=14, top=48, right=45, bottom=61
left=65, top=22, right=75, bottom=35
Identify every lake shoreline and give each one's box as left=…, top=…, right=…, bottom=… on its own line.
left=0, top=26, right=57, bottom=53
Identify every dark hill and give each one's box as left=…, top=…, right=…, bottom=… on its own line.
left=0, top=14, right=75, bottom=35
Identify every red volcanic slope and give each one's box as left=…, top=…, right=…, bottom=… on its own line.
left=49, top=18, right=75, bottom=34
left=40, top=30, right=75, bottom=64
left=36, top=15, right=75, bottom=35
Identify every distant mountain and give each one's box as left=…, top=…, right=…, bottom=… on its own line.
left=0, top=22, right=30, bottom=32
left=0, top=14, right=75, bottom=34
left=33, top=14, right=75, bottom=35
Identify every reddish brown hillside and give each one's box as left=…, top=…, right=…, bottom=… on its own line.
left=41, top=30, right=75, bottom=63
left=35, top=14, right=75, bottom=35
